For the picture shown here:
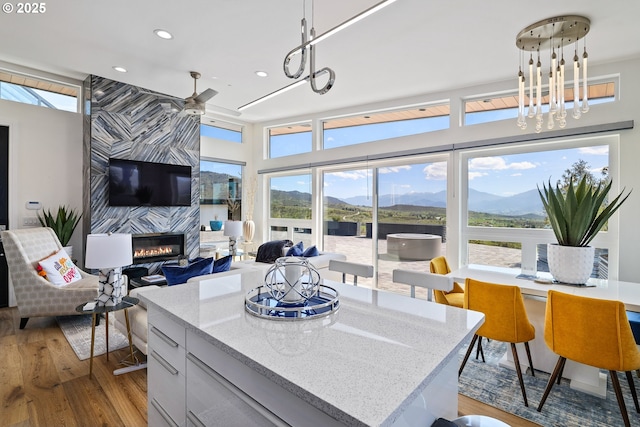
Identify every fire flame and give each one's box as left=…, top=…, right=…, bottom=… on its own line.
left=134, top=246, right=173, bottom=258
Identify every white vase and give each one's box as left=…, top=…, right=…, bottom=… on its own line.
left=547, top=244, right=595, bottom=284
left=243, top=219, right=255, bottom=243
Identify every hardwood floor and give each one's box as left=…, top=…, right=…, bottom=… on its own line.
left=0, top=306, right=538, bottom=427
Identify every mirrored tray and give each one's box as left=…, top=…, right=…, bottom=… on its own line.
left=245, top=285, right=339, bottom=321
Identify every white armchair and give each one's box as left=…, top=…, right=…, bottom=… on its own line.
left=1, top=227, right=99, bottom=329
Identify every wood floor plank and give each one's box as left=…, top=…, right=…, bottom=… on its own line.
left=62, top=375, right=125, bottom=427
left=90, top=350, right=147, bottom=426
left=19, top=340, right=78, bottom=427
left=0, top=337, right=28, bottom=427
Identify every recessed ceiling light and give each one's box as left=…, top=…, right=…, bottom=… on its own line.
left=154, top=29, right=173, bottom=40
left=113, top=66, right=127, bottom=73
left=255, top=71, right=268, bottom=77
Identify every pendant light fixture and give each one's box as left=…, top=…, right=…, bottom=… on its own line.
left=516, top=16, right=590, bottom=133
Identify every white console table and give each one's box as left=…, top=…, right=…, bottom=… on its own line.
left=449, top=265, right=640, bottom=398
left=141, top=269, right=484, bottom=426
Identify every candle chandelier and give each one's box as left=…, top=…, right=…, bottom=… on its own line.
left=516, top=15, right=590, bottom=133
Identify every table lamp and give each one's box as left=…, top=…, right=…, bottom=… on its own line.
left=85, top=233, right=133, bottom=307
left=223, top=221, right=243, bottom=257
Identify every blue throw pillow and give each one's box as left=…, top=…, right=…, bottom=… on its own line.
left=302, top=245, right=319, bottom=257
left=286, top=241, right=304, bottom=256
left=161, top=257, right=213, bottom=286
left=213, top=255, right=232, bottom=273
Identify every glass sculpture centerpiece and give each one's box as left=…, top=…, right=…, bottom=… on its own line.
left=245, top=257, right=339, bottom=320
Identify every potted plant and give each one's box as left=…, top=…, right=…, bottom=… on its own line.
left=538, top=175, right=631, bottom=284
left=37, top=205, right=82, bottom=256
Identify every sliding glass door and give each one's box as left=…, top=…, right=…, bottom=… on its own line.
left=376, top=161, right=447, bottom=296
left=322, top=168, right=374, bottom=287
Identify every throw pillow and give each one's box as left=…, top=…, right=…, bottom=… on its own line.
left=38, top=248, right=82, bottom=286
left=213, top=255, right=232, bottom=273
left=161, top=257, right=213, bottom=286
left=302, top=245, right=319, bottom=257
left=286, top=241, right=305, bottom=257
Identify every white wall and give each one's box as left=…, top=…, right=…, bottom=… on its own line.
left=0, top=99, right=84, bottom=305
left=249, top=57, right=640, bottom=282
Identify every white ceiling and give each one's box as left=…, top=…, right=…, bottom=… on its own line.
left=1, top=0, right=639, bottom=123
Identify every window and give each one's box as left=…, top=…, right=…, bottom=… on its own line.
left=0, top=70, right=78, bottom=112
left=461, top=137, right=617, bottom=277
left=200, top=160, right=243, bottom=227
left=322, top=104, right=449, bottom=149
left=200, top=122, right=242, bottom=143
left=268, top=123, right=312, bottom=158
left=268, top=174, right=313, bottom=246
left=464, top=81, right=616, bottom=126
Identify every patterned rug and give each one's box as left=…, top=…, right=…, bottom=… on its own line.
left=57, top=314, right=129, bottom=361
left=458, top=340, right=640, bottom=426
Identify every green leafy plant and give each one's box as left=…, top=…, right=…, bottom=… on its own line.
left=538, top=175, right=631, bottom=247
left=37, top=205, right=82, bottom=247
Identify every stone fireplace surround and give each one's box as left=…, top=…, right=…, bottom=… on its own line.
left=82, top=75, right=201, bottom=274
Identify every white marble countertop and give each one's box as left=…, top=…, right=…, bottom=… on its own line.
left=140, top=269, right=484, bottom=426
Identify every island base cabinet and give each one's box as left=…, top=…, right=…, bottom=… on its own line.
left=187, top=331, right=345, bottom=427
left=186, top=355, right=284, bottom=426
left=148, top=310, right=187, bottom=426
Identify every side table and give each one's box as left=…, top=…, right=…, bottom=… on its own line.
left=75, top=296, right=139, bottom=379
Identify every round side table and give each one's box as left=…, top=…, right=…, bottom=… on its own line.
left=75, top=296, right=139, bottom=379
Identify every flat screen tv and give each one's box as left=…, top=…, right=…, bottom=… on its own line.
left=108, top=158, right=192, bottom=207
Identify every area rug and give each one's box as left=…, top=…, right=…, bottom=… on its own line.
left=458, top=340, right=640, bottom=426
left=57, top=314, right=129, bottom=361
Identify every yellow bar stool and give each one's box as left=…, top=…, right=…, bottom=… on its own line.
left=459, top=278, right=536, bottom=407
left=537, top=290, right=640, bottom=427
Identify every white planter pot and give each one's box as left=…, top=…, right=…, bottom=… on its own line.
left=547, top=244, right=595, bottom=285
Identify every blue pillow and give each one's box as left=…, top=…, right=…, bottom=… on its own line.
left=302, top=245, right=319, bottom=257
left=161, top=257, right=213, bottom=286
left=213, top=255, right=232, bottom=273
left=286, top=241, right=304, bottom=256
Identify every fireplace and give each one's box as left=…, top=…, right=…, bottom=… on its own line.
left=131, top=232, right=185, bottom=264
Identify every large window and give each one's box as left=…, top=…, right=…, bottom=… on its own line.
left=200, top=160, right=243, bottom=227
left=269, top=174, right=313, bottom=246
left=462, top=137, right=616, bottom=277
left=464, top=81, right=616, bottom=126
left=268, top=123, right=312, bottom=158
left=323, top=104, right=449, bottom=149
left=200, top=121, right=242, bottom=143
left=0, top=70, right=78, bottom=112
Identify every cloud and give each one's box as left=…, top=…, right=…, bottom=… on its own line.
left=326, top=136, right=334, bottom=142
left=296, top=181, right=306, bottom=185
left=331, top=170, right=369, bottom=180
left=423, top=162, right=447, bottom=180
left=511, top=173, right=522, bottom=177
left=468, top=171, right=488, bottom=180
left=468, top=156, right=536, bottom=171
left=379, top=165, right=411, bottom=174
left=579, top=146, right=609, bottom=155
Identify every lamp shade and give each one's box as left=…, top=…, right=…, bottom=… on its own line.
left=85, top=233, right=133, bottom=268
left=223, top=220, right=243, bottom=237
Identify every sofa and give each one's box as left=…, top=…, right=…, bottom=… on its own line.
left=113, top=252, right=346, bottom=356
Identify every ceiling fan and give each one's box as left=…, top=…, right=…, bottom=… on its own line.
left=183, top=71, right=218, bottom=115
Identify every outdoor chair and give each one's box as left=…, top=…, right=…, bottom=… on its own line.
left=328, top=259, right=373, bottom=286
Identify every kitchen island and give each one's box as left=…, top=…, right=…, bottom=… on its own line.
left=141, top=269, right=483, bottom=426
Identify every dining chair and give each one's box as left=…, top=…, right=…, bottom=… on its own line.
left=429, top=256, right=464, bottom=308
left=459, top=278, right=536, bottom=407
left=537, top=290, right=640, bottom=427
left=328, top=259, right=373, bottom=286
left=391, top=269, right=453, bottom=301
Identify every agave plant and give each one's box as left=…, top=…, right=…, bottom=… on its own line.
left=538, top=175, right=631, bottom=247
left=37, top=205, right=82, bottom=247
